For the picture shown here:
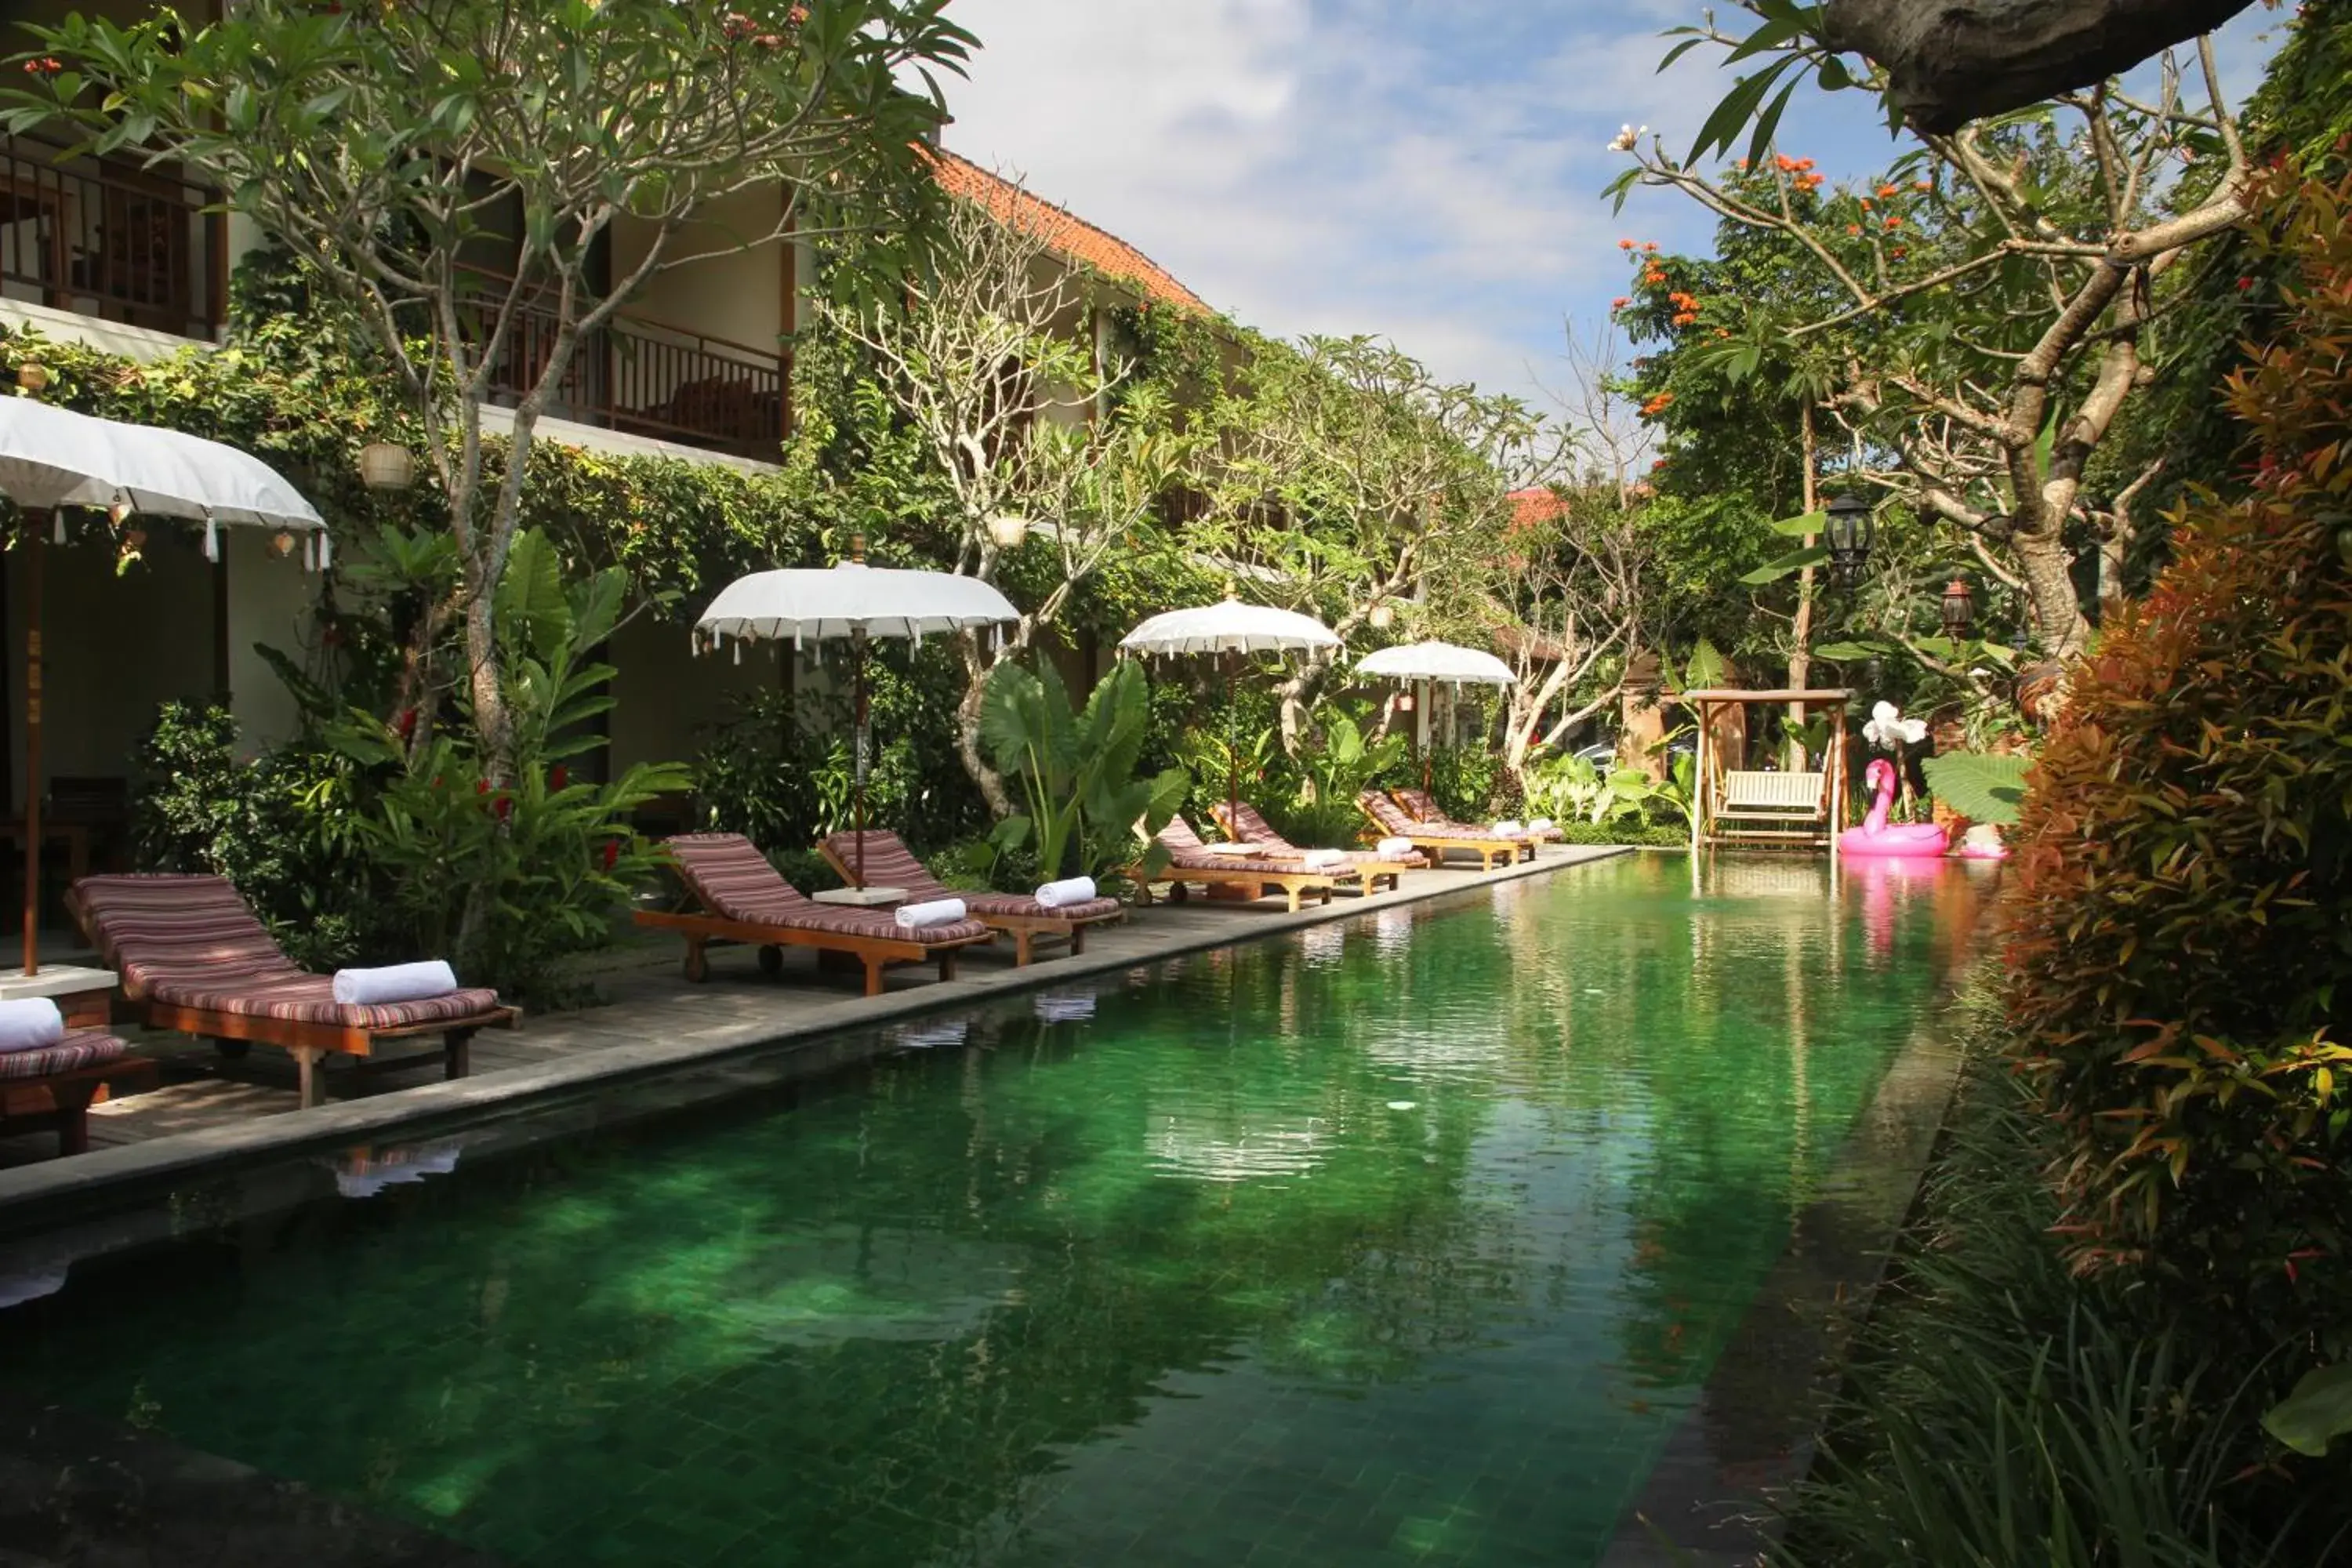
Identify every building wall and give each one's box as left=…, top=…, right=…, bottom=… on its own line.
left=613, top=188, right=787, bottom=358
left=225, top=524, right=321, bottom=752
left=605, top=608, right=777, bottom=778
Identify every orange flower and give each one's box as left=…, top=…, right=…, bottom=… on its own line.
left=1846, top=223, right=1861, bottom=235
left=1713, top=328, right=1731, bottom=339
left=1642, top=270, right=1667, bottom=285
left=1773, top=154, right=1798, bottom=172
left=1736, top=158, right=1749, bottom=170
left=1885, top=214, right=1902, bottom=228
left=1913, top=180, right=1932, bottom=191
left=1877, top=184, right=1899, bottom=198
left=1642, top=241, right=1660, bottom=252
left=1619, top=238, right=1635, bottom=250
left=1858, top=198, right=1872, bottom=211
left=1891, top=245, right=1907, bottom=258
left=1671, top=311, right=1699, bottom=326
left=1611, top=296, right=1631, bottom=309
left=1639, top=391, right=1675, bottom=416
left=1795, top=158, right=1817, bottom=171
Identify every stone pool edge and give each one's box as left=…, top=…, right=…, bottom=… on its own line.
left=0, top=845, right=1631, bottom=1228
left=1597, top=931, right=1977, bottom=1566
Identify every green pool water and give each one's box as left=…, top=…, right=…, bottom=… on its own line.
left=3, top=854, right=1982, bottom=1566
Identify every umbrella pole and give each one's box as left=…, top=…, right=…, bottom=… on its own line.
left=853, top=628, right=869, bottom=887
left=1420, top=679, right=1432, bottom=797
left=1225, top=654, right=1239, bottom=831
left=20, top=517, right=42, bottom=977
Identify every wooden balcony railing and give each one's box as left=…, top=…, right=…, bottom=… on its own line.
left=460, top=267, right=788, bottom=461
left=0, top=132, right=222, bottom=340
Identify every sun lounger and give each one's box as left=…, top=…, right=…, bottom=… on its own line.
left=1136, top=817, right=1341, bottom=913
left=1389, top=786, right=1559, bottom=846
left=1355, top=792, right=1523, bottom=871
left=818, top=829, right=1124, bottom=966
left=0, top=1031, right=157, bottom=1158
left=1207, top=800, right=1423, bottom=895
left=639, top=833, right=995, bottom=995
left=69, top=873, right=516, bottom=1109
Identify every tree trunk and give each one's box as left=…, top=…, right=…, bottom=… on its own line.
left=956, top=654, right=1015, bottom=819
left=1787, top=401, right=1819, bottom=767
left=1820, top=0, right=2255, bottom=135
left=2014, top=506, right=2092, bottom=659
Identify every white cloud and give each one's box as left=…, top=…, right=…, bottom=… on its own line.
left=937, top=0, right=2284, bottom=418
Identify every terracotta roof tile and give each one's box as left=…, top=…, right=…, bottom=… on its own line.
left=924, top=147, right=1209, bottom=314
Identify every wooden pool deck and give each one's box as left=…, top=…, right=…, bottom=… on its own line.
left=0, top=845, right=1628, bottom=1214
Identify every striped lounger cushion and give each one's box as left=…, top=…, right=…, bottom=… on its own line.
left=1156, top=816, right=1307, bottom=873
left=823, top=832, right=1123, bottom=924
left=0, top=1030, right=128, bottom=1080
left=1392, top=788, right=1552, bottom=843
left=72, top=874, right=502, bottom=1030
left=663, top=835, right=993, bottom=943
left=1214, top=800, right=1428, bottom=870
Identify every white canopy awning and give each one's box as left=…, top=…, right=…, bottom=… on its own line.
left=695, top=561, right=1019, bottom=648
left=1356, top=640, right=1517, bottom=688
left=1120, top=598, right=1339, bottom=657
left=0, top=397, right=325, bottom=536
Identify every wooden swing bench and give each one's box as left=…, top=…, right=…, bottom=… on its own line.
left=1685, top=688, right=1853, bottom=854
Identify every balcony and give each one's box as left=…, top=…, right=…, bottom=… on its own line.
left=0, top=132, right=222, bottom=341
left=463, top=267, right=789, bottom=463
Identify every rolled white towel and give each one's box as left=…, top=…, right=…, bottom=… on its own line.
left=895, top=898, right=969, bottom=931
left=1493, top=819, right=1525, bottom=835
left=1301, top=848, right=1350, bottom=869
left=332, top=960, right=459, bottom=1007
left=1203, top=842, right=1255, bottom=856
left=1376, top=836, right=1416, bottom=857
left=0, top=998, right=65, bottom=1055
left=1034, top=877, right=1098, bottom=909
left=1529, top=817, right=1556, bottom=833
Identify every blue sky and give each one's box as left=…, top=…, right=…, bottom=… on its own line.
left=938, top=0, right=2288, bottom=416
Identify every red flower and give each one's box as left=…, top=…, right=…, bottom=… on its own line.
left=494, top=794, right=514, bottom=822
left=601, top=840, right=621, bottom=871
left=2236, top=276, right=2254, bottom=292
left=394, top=708, right=418, bottom=742
left=475, top=778, right=491, bottom=796
left=1884, top=215, right=1902, bottom=229
left=550, top=764, right=569, bottom=792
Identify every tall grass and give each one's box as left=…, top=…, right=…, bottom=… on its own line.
left=1774, top=982, right=2343, bottom=1567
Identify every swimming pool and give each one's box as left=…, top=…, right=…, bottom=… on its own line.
left=0, top=854, right=1984, bottom=1566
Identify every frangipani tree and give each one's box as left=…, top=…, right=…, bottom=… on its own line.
left=820, top=178, right=1199, bottom=811
left=1197, top=335, right=1539, bottom=750
left=4, top=0, right=973, bottom=773
left=1610, top=5, right=2254, bottom=662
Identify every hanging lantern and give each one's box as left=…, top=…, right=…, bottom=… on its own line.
left=1368, top=601, right=1396, bottom=630
left=983, top=513, right=1030, bottom=550
left=269, top=529, right=299, bottom=558
left=358, top=441, right=416, bottom=491
left=1824, top=492, right=1875, bottom=583
left=1395, top=691, right=1415, bottom=713
left=1939, top=577, right=1976, bottom=638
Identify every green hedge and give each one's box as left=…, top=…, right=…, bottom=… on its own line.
left=1550, top=821, right=1686, bottom=847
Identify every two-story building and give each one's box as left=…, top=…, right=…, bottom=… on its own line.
left=0, top=0, right=1218, bottom=920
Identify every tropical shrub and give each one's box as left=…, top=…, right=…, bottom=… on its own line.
left=979, top=659, right=1188, bottom=885
left=1425, top=743, right=1503, bottom=823
left=1270, top=710, right=1404, bottom=846
left=2005, top=167, right=2352, bottom=1356
left=129, top=702, right=392, bottom=967
left=332, top=531, right=688, bottom=1000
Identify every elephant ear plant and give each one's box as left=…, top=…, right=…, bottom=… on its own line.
left=980, top=659, right=1189, bottom=889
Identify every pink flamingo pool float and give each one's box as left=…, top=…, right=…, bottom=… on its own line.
left=1839, top=757, right=1954, bottom=858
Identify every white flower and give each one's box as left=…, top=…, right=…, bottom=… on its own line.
left=1608, top=123, right=1647, bottom=154
left=1862, top=700, right=1927, bottom=752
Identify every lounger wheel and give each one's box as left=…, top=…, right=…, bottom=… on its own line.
left=756, top=944, right=783, bottom=978
left=682, top=940, right=710, bottom=984
left=212, top=1036, right=250, bottom=1060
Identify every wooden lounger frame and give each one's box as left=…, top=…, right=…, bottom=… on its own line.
left=1203, top=804, right=1410, bottom=898
left=1355, top=803, right=1519, bottom=872
left=0, top=1054, right=160, bottom=1156
left=1385, top=790, right=1540, bottom=860
left=815, top=842, right=1123, bottom=967
left=65, top=885, right=517, bottom=1111
left=631, top=907, right=993, bottom=996
left=143, top=999, right=516, bottom=1110
left=1131, top=862, right=1339, bottom=914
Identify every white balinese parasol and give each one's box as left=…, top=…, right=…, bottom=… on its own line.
left=1354, top=640, right=1516, bottom=793
left=0, top=383, right=326, bottom=976
left=694, top=535, right=1018, bottom=884
left=1120, top=591, right=1339, bottom=828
